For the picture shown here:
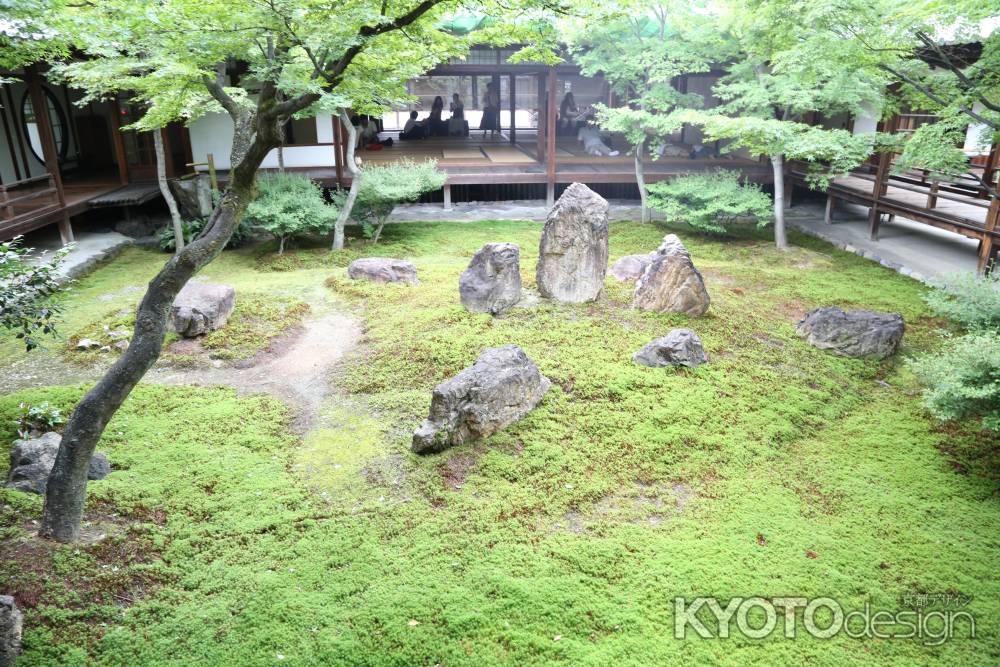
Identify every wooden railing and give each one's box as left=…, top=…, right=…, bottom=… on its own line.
left=0, top=174, right=60, bottom=223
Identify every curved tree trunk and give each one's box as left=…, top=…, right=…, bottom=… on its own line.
left=154, top=130, right=185, bottom=254
left=635, top=138, right=649, bottom=223
left=40, top=119, right=279, bottom=543
left=332, top=109, right=361, bottom=251
left=770, top=154, right=788, bottom=250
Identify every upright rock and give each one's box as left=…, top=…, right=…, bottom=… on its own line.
left=632, top=235, right=710, bottom=316
left=347, top=258, right=419, bottom=285
left=536, top=183, right=609, bottom=302
left=413, top=345, right=550, bottom=454
left=460, top=243, right=522, bottom=314
left=169, top=283, right=236, bottom=337
left=610, top=253, right=655, bottom=282
left=796, top=307, right=904, bottom=359
left=633, top=329, right=708, bottom=368
left=6, top=432, right=110, bottom=495
left=0, top=596, right=22, bottom=667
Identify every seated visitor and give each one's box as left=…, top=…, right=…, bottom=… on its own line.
left=577, top=119, right=619, bottom=156
left=448, top=93, right=467, bottom=136
left=429, top=96, right=447, bottom=136
left=559, top=92, right=580, bottom=135
left=400, top=111, right=428, bottom=140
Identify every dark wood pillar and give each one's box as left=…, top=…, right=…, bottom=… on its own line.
left=110, top=98, right=130, bottom=185
left=26, top=66, right=73, bottom=243
left=979, top=196, right=998, bottom=275
left=5, top=84, right=30, bottom=180
left=509, top=74, right=517, bottom=145
left=535, top=74, right=545, bottom=162
left=545, top=68, right=557, bottom=206
left=0, top=93, right=20, bottom=181
left=867, top=116, right=897, bottom=241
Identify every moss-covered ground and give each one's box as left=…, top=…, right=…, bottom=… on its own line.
left=1, top=220, right=997, bottom=665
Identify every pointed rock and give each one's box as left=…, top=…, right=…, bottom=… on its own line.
left=460, top=243, right=521, bottom=314
left=632, top=235, right=710, bottom=316
left=536, top=183, right=609, bottom=302
left=170, top=283, right=236, bottom=337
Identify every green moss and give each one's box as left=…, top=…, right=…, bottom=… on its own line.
left=200, top=294, right=310, bottom=361
left=1, top=220, right=996, bottom=666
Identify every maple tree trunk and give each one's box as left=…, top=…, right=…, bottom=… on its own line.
left=154, top=130, right=185, bottom=254
left=40, top=121, right=278, bottom=543
left=770, top=154, right=789, bottom=250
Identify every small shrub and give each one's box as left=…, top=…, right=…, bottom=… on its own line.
left=645, top=170, right=773, bottom=234
left=0, top=236, right=70, bottom=351
left=924, top=271, right=1000, bottom=331
left=910, top=332, right=1000, bottom=432
left=157, top=216, right=254, bottom=253
left=15, top=401, right=65, bottom=438
left=353, top=160, right=447, bottom=243
left=246, top=174, right=338, bottom=254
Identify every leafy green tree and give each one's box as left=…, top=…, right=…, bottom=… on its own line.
left=646, top=170, right=773, bottom=233
left=246, top=174, right=338, bottom=254
left=27, top=0, right=561, bottom=543
left=681, top=0, right=889, bottom=249
left=353, top=160, right=447, bottom=243
left=0, top=237, right=69, bottom=351
left=818, top=0, right=999, bottom=196
left=564, top=1, right=727, bottom=221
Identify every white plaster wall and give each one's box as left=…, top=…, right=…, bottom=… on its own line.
left=963, top=103, right=990, bottom=155
left=188, top=112, right=339, bottom=170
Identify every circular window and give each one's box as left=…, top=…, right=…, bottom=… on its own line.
left=21, top=88, right=68, bottom=164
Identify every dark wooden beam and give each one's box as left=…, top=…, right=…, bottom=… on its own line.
left=25, top=66, right=72, bottom=244
left=333, top=115, right=344, bottom=187
left=5, top=84, right=30, bottom=179
left=110, top=97, right=130, bottom=185
left=0, top=91, right=19, bottom=182
left=509, top=74, right=516, bottom=145
left=546, top=67, right=557, bottom=206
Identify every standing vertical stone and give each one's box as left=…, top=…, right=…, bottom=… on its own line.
left=0, top=596, right=22, bottom=667
left=632, top=234, right=710, bottom=316
left=536, top=183, right=609, bottom=302
left=460, top=243, right=522, bottom=314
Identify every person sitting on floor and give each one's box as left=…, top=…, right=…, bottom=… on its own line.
left=429, top=96, right=447, bottom=136
left=559, top=92, right=580, bottom=135
left=448, top=93, right=467, bottom=136
left=577, top=119, right=619, bottom=156
left=400, top=110, right=428, bottom=140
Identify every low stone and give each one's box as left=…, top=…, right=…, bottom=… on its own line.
left=76, top=338, right=101, bottom=350
left=459, top=243, right=521, bottom=314
left=5, top=432, right=111, bottom=495
left=99, top=345, right=112, bottom=353
left=632, top=234, right=710, bottom=316
left=113, top=340, right=129, bottom=351
left=0, top=595, right=22, bottom=667
left=347, top=258, right=419, bottom=285
left=169, top=283, right=236, bottom=337
left=536, top=183, right=609, bottom=302
left=796, top=307, right=904, bottom=359
left=610, top=253, right=655, bottom=282
left=633, top=329, right=708, bottom=368
left=107, top=329, right=129, bottom=340
left=413, top=345, right=550, bottom=454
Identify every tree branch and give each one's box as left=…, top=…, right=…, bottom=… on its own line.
left=879, top=64, right=998, bottom=129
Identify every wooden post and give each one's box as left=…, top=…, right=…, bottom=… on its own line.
left=26, top=66, right=73, bottom=244
left=867, top=117, right=896, bottom=241
left=0, top=95, right=21, bottom=181
left=979, top=196, right=999, bottom=275
left=981, top=142, right=999, bottom=200
left=443, top=182, right=452, bottom=210
left=206, top=153, right=218, bottom=194
left=545, top=67, right=557, bottom=207
left=535, top=73, right=545, bottom=162
left=5, top=84, right=30, bottom=179
left=110, top=98, right=130, bottom=185
left=927, top=181, right=939, bottom=209
left=509, top=74, right=517, bottom=145
left=824, top=194, right=834, bottom=224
